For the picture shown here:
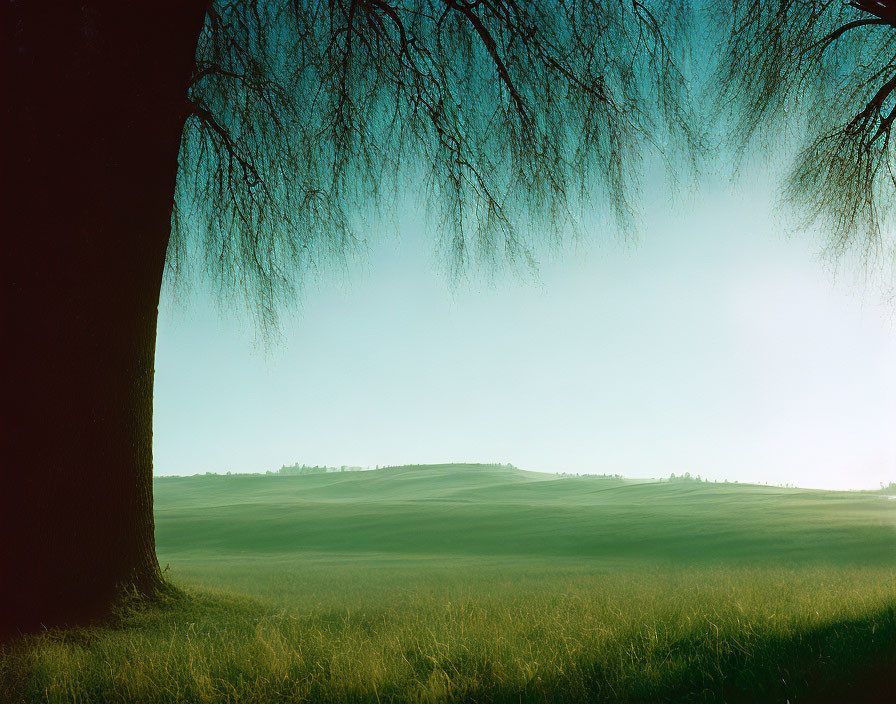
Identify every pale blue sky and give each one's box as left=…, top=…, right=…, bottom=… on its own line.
left=154, top=170, right=895, bottom=490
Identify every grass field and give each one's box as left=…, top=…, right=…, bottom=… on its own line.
left=3, top=464, right=895, bottom=702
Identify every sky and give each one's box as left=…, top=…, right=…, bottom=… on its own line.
left=153, top=168, right=896, bottom=491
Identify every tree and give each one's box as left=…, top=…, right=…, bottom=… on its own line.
left=712, top=1, right=896, bottom=284
left=3, top=1, right=694, bottom=636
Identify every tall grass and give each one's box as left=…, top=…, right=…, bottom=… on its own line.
left=4, top=561, right=894, bottom=702
left=3, top=466, right=895, bottom=702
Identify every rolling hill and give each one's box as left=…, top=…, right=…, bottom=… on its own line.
left=154, top=463, right=896, bottom=566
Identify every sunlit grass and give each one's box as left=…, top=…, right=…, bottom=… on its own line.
left=6, top=562, right=895, bottom=703
left=3, top=466, right=895, bottom=702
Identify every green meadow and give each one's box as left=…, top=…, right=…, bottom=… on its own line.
left=4, top=464, right=895, bottom=702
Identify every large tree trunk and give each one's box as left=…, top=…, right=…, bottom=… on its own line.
left=2, top=2, right=207, bottom=636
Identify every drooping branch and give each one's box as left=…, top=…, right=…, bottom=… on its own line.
left=855, top=73, right=896, bottom=146
left=171, top=1, right=699, bottom=330
left=439, top=0, right=530, bottom=123
left=809, top=18, right=890, bottom=54
left=848, top=1, right=896, bottom=24
left=713, top=0, right=896, bottom=283
left=187, top=98, right=262, bottom=189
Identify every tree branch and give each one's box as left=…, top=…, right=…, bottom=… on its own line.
left=808, top=18, right=890, bottom=54
left=439, top=0, right=529, bottom=123
left=186, top=98, right=261, bottom=189
left=848, top=1, right=896, bottom=25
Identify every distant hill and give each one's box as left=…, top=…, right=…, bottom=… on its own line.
left=154, top=463, right=896, bottom=567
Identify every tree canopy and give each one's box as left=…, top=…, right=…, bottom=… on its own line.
left=171, top=0, right=699, bottom=327
left=170, top=1, right=895, bottom=329
left=714, top=0, right=895, bottom=280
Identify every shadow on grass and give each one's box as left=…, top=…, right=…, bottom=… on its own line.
left=2, top=592, right=893, bottom=703
left=538, top=606, right=896, bottom=703
left=372, top=605, right=896, bottom=703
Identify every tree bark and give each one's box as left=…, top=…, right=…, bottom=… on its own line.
left=2, top=2, right=207, bottom=636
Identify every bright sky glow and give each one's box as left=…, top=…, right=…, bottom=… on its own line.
left=154, top=171, right=896, bottom=491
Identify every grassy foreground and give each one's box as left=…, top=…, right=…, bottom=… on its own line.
left=3, top=464, right=895, bottom=702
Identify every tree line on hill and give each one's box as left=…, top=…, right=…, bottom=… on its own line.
left=164, top=462, right=526, bottom=478
left=274, top=463, right=365, bottom=475
left=173, top=469, right=893, bottom=494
